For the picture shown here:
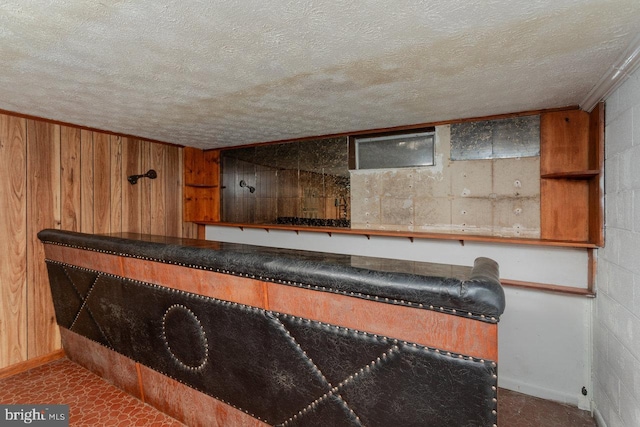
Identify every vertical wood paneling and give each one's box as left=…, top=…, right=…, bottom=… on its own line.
left=1, top=111, right=186, bottom=370
left=110, top=135, right=123, bottom=232
left=150, top=142, right=167, bottom=235
left=26, top=120, right=61, bottom=358
left=0, top=114, right=27, bottom=367
left=60, top=126, right=81, bottom=231
left=141, top=141, right=152, bottom=234
left=165, top=145, right=182, bottom=237
left=93, top=133, right=111, bottom=233
left=184, top=148, right=220, bottom=222
left=184, top=147, right=202, bottom=222
left=182, top=221, right=199, bottom=239
left=181, top=147, right=207, bottom=236
left=80, top=130, right=94, bottom=233
left=204, top=150, right=220, bottom=223
left=122, top=138, right=142, bottom=233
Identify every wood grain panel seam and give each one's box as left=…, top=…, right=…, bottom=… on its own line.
left=135, top=362, right=146, bottom=403
left=0, top=114, right=28, bottom=367
left=262, top=281, right=270, bottom=310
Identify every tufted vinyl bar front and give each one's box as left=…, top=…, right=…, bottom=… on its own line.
left=38, top=229, right=505, bottom=427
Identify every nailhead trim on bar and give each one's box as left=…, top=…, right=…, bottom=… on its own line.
left=48, top=259, right=499, bottom=426
left=41, top=241, right=499, bottom=324
left=161, top=304, right=209, bottom=372
left=61, top=266, right=113, bottom=348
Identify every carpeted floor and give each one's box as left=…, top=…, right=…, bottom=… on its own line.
left=0, top=358, right=183, bottom=426
left=0, top=358, right=595, bottom=426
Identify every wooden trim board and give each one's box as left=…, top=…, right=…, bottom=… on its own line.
left=0, top=349, right=65, bottom=380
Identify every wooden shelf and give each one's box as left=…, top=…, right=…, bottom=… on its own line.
left=541, top=170, right=600, bottom=179
left=500, top=279, right=595, bottom=297
left=539, top=106, right=604, bottom=246
left=184, top=147, right=220, bottom=222
left=185, top=183, right=218, bottom=188
left=202, top=221, right=598, bottom=249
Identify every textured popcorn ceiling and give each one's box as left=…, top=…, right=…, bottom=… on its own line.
left=1, top=0, right=639, bottom=149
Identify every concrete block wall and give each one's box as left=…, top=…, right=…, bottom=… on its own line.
left=350, top=125, right=541, bottom=237
left=594, top=66, right=640, bottom=427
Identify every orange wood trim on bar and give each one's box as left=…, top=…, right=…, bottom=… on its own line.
left=261, top=281, right=270, bottom=310
left=61, top=329, right=268, bottom=426
left=137, top=359, right=269, bottom=426
left=136, top=363, right=146, bottom=403
left=121, top=257, right=268, bottom=308
left=43, top=243, right=497, bottom=360
left=0, top=108, right=181, bottom=148
left=0, top=349, right=66, bottom=380
left=500, top=278, right=595, bottom=297
left=60, top=328, right=142, bottom=399
left=44, top=245, right=268, bottom=309
left=266, top=282, right=498, bottom=361
left=44, top=244, right=124, bottom=276
left=204, top=221, right=598, bottom=248
left=213, top=106, right=580, bottom=150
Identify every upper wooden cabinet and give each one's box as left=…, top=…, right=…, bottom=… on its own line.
left=540, top=104, right=604, bottom=245
left=183, top=147, right=220, bottom=222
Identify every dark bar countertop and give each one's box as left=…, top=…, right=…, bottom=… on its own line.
left=38, top=229, right=506, bottom=322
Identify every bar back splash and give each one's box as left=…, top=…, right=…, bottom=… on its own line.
left=38, top=229, right=505, bottom=427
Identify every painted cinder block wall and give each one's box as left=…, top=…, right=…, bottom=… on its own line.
left=350, top=125, right=541, bottom=238
left=594, top=66, right=640, bottom=426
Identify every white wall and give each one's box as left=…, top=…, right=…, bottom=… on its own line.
left=500, top=286, right=591, bottom=409
left=594, top=68, right=640, bottom=427
left=206, top=225, right=593, bottom=408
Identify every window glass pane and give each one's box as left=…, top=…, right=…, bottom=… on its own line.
left=356, top=131, right=435, bottom=169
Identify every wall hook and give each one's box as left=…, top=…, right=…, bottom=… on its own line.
left=128, top=169, right=157, bottom=185
left=239, top=179, right=255, bottom=193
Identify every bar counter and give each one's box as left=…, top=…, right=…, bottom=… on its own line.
left=39, top=229, right=505, bottom=426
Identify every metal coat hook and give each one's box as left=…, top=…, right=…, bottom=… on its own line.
left=128, top=169, right=157, bottom=185
left=239, top=179, right=255, bottom=193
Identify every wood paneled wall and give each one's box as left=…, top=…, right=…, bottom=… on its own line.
left=0, top=112, right=195, bottom=370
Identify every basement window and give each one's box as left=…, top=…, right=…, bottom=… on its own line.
left=349, top=128, right=435, bottom=170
